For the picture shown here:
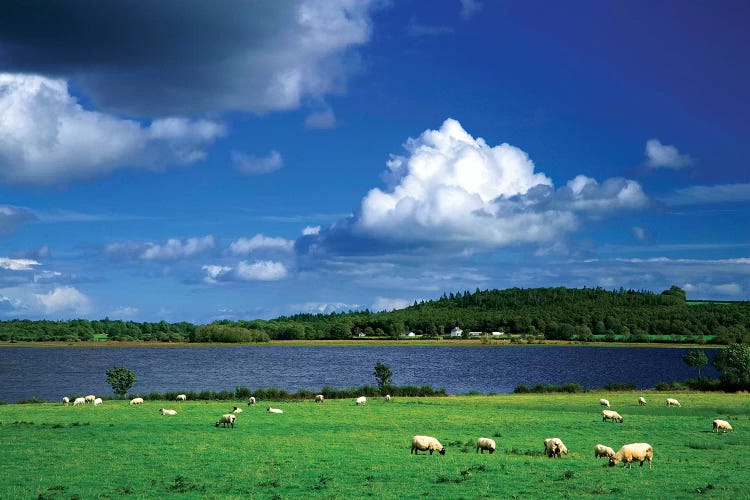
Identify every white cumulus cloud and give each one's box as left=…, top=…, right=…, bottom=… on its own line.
left=232, top=150, right=284, bottom=175
left=302, top=225, right=321, bottom=235
left=141, top=236, right=216, bottom=261
left=645, top=139, right=694, bottom=169
left=236, top=260, right=289, bottom=281
left=35, top=286, right=91, bottom=314
left=229, top=234, right=294, bottom=256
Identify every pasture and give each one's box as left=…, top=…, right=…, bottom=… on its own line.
left=1, top=392, right=748, bottom=498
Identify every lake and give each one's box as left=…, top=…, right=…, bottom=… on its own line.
left=0, top=345, right=719, bottom=403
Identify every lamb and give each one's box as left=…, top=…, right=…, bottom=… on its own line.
left=85, top=395, right=96, bottom=404
left=608, top=443, right=653, bottom=469
left=476, top=437, right=496, bottom=454
left=385, top=394, right=391, bottom=401
left=232, top=406, right=243, bottom=413
left=638, top=396, right=647, bottom=406
left=216, top=413, right=236, bottom=428
left=594, top=444, right=616, bottom=459
left=93, top=397, right=103, bottom=406
left=130, top=397, right=144, bottom=405
left=314, top=394, right=324, bottom=403
left=356, top=396, right=367, bottom=405
left=599, top=398, right=611, bottom=408
left=62, top=397, right=70, bottom=406
left=267, top=407, right=283, bottom=414
left=712, top=419, right=733, bottom=433
left=602, top=409, right=624, bottom=423
left=247, top=396, right=256, bottom=406
left=176, top=394, right=187, bottom=401
left=666, top=398, right=681, bottom=407
left=411, top=435, right=446, bottom=455
left=160, top=408, right=177, bottom=415
left=73, top=397, right=86, bottom=406
left=544, top=438, right=568, bottom=458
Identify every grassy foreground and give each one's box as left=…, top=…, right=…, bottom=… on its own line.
left=1, top=393, right=749, bottom=499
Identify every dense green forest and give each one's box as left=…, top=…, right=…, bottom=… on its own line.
left=1, top=286, right=748, bottom=344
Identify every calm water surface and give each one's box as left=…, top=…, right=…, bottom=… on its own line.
left=0, top=345, right=719, bottom=403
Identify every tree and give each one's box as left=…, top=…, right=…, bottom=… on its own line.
left=373, top=362, right=393, bottom=395
left=713, top=343, right=750, bottom=388
left=106, top=366, right=136, bottom=397
left=682, top=350, right=708, bottom=379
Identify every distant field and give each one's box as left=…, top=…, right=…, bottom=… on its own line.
left=1, top=393, right=748, bottom=498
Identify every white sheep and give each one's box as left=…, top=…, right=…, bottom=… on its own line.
left=130, top=397, right=144, bottom=405
left=85, top=395, right=96, bottom=404
left=247, top=396, right=256, bottom=406
left=62, top=397, right=70, bottom=406
left=544, top=438, right=568, bottom=458
left=73, top=397, right=86, bottom=406
left=638, top=396, right=647, bottom=406
left=232, top=406, right=243, bottom=413
left=609, top=443, right=653, bottom=469
left=176, top=394, right=187, bottom=401
left=476, top=437, right=496, bottom=454
left=411, top=435, right=445, bottom=455
left=216, top=413, right=236, bottom=428
left=712, top=419, right=733, bottom=433
left=356, top=396, right=367, bottom=405
left=267, top=407, right=283, bottom=414
left=599, top=398, right=611, bottom=408
left=314, top=394, right=324, bottom=403
left=385, top=394, right=391, bottom=401
left=602, top=409, right=624, bottom=423
left=594, top=444, right=616, bottom=458
left=93, top=397, right=103, bottom=406
left=666, top=398, right=681, bottom=407
left=160, top=408, right=177, bottom=415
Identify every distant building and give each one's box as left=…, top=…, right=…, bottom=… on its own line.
left=406, top=331, right=416, bottom=337
left=450, top=327, right=463, bottom=337
left=358, top=332, right=366, bottom=337
left=468, top=331, right=482, bottom=337
left=491, top=331, right=505, bottom=336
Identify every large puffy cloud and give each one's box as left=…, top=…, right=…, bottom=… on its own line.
left=35, top=286, right=91, bottom=314
left=202, top=260, right=289, bottom=282
left=644, top=139, right=694, bottom=169
left=0, top=1, right=377, bottom=116
left=0, top=74, right=225, bottom=184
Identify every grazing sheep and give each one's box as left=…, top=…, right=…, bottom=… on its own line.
left=385, top=394, right=391, bottom=401
left=638, top=396, right=647, bottom=406
left=666, top=398, right=681, bottom=407
left=594, top=444, right=616, bottom=459
left=599, top=398, right=611, bottom=408
left=247, top=396, right=256, bottom=406
left=356, top=396, right=367, bottom=405
left=85, top=395, right=96, bottom=404
left=602, top=410, right=624, bottom=423
left=73, top=397, right=86, bottom=406
left=93, top=398, right=103, bottom=406
left=609, top=443, right=653, bottom=469
left=267, top=407, right=283, bottom=414
left=62, top=397, right=70, bottom=406
left=476, top=437, right=496, bottom=454
left=160, top=408, right=177, bottom=415
left=232, top=406, right=243, bottom=413
left=314, top=394, right=324, bottom=403
left=130, top=397, right=144, bottom=405
left=712, top=419, right=733, bottom=433
left=544, top=438, right=568, bottom=458
left=216, top=413, right=236, bottom=428
left=411, top=435, right=446, bottom=455
left=176, top=394, right=187, bottom=401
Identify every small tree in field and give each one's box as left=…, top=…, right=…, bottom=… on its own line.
left=373, top=362, right=393, bottom=395
left=106, top=366, right=136, bottom=398
left=682, top=350, right=708, bottom=379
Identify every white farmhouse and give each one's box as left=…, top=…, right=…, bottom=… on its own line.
left=450, top=327, right=463, bottom=337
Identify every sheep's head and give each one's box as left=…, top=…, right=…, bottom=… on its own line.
left=438, top=447, right=446, bottom=455
left=488, top=448, right=495, bottom=454
left=608, top=457, right=619, bottom=467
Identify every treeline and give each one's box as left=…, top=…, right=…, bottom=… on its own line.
left=1, top=286, right=749, bottom=344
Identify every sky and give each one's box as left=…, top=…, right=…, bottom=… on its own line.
left=0, top=0, right=748, bottom=323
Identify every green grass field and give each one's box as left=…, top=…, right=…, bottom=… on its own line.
left=1, top=393, right=748, bottom=498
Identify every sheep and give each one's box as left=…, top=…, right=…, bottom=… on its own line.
left=314, top=394, right=324, bottom=403
left=232, top=406, right=243, bottom=413
left=599, top=398, right=611, bottom=408
left=608, top=443, right=653, bottom=469
left=666, top=398, right=681, bottom=407
left=594, top=444, right=616, bottom=459
left=85, top=395, right=96, bottom=404
left=712, top=419, right=733, bottom=433
left=216, top=413, right=236, bottom=428
left=476, top=437, right=496, bottom=454
left=385, top=394, right=391, bottom=401
left=411, top=435, right=446, bottom=455
left=267, top=407, right=283, bottom=414
left=602, top=409, right=624, bottom=423
left=356, top=396, right=367, bottom=405
left=130, top=397, right=144, bottom=405
left=544, top=438, right=568, bottom=458
left=62, top=397, right=70, bottom=406
left=93, top=397, right=103, bottom=406
left=247, top=396, right=256, bottom=406
left=73, top=397, right=86, bottom=406
left=159, top=408, right=177, bottom=415
left=638, top=396, right=647, bottom=406
left=176, top=394, right=187, bottom=401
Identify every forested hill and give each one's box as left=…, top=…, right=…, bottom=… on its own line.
left=1, top=286, right=748, bottom=344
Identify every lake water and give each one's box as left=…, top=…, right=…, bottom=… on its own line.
left=0, top=345, right=719, bottom=403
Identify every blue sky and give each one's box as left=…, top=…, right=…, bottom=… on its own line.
left=0, top=0, right=748, bottom=323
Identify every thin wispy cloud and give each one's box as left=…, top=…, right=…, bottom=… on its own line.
left=659, top=183, right=750, bottom=206
left=232, top=150, right=284, bottom=175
